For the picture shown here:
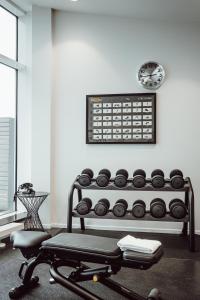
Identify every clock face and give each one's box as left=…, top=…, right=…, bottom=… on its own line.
left=138, top=61, right=165, bottom=90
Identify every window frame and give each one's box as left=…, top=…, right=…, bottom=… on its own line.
left=0, top=4, right=24, bottom=213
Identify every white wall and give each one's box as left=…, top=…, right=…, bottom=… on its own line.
left=17, top=12, right=32, bottom=212
left=51, top=11, right=200, bottom=233
left=17, top=7, right=52, bottom=224
left=31, top=6, right=52, bottom=225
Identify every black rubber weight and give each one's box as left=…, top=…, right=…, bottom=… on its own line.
left=132, top=169, right=146, bottom=188
left=78, top=168, right=94, bottom=186
left=113, top=199, right=128, bottom=217
left=133, top=169, right=146, bottom=178
left=116, top=169, right=129, bottom=178
left=150, top=198, right=166, bottom=218
left=132, top=200, right=146, bottom=218
left=96, top=169, right=111, bottom=187
left=114, top=169, right=129, bottom=187
left=151, top=169, right=164, bottom=178
left=94, top=198, right=110, bottom=216
left=169, top=198, right=187, bottom=219
left=151, top=169, right=165, bottom=188
left=99, top=168, right=111, bottom=178
left=170, top=176, right=184, bottom=189
left=76, top=198, right=92, bottom=215
left=169, top=169, right=183, bottom=178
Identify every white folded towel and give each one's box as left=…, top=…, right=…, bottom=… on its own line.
left=117, top=235, right=161, bottom=254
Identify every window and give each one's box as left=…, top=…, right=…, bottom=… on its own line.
left=0, top=6, right=18, bottom=215
left=0, top=7, right=17, bottom=60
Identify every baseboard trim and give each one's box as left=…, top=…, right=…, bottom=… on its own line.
left=49, top=223, right=200, bottom=235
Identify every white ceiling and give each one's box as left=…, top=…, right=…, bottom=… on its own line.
left=13, top=0, right=200, bottom=22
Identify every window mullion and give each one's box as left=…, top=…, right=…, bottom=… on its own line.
left=0, top=54, right=25, bottom=70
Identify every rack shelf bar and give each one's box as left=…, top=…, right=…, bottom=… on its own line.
left=74, top=181, right=189, bottom=192
left=72, top=210, right=189, bottom=222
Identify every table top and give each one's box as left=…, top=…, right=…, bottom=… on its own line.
left=16, top=192, right=49, bottom=198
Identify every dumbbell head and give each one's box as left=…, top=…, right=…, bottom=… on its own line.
left=151, top=169, right=165, bottom=188
left=96, top=169, right=111, bottom=187
left=169, top=169, right=184, bottom=189
left=170, top=169, right=183, bottom=178
left=114, top=169, right=129, bottom=187
left=78, top=168, right=94, bottom=186
left=169, top=199, right=187, bottom=219
left=94, top=198, right=110, bottom=216
left=132, top=169, right=146, bottom=188
left=76, top=198, right=92, bottom=215
left=133, top=169, right=146, bottom=178
left=150, top=198, right=166, bottom=218
left=151, top=169, right=164, bottom=178
left=113, top=199, right=128, bottom=217
left=132, top=200, right=146, bottom=218
left=116, top=169, right=129, bottom=178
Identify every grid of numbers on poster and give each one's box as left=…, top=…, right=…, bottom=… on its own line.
left=86, top=93, right=156, bottom=144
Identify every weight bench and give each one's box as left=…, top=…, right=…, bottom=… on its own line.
left=9, top=231, right=163, bottom=300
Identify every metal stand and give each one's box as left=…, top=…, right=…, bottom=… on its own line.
left=16, top=192, right=48, bottom=231
left=67, top=176, right=195, bottom=251
left=9, top=254, right=161, bottom=300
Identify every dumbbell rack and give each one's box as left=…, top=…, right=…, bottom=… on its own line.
left=67, top=177, right=195, bottom=251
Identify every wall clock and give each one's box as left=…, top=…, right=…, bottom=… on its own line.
left=137, top=61, right=165, bottom=90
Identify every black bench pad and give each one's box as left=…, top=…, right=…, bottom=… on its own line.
left=42, top=233, right=121, bottom=257
left=41, top=233, right=163, bottom=268
left=11, top=231, right=163, bottom=269
left=122, top=247, right=163, bottom=269
left=123, top=247, right=163, bottom=262
left=11, top=230, right=51, bottom=249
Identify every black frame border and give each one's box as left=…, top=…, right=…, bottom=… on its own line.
left=86, top=93, right=156, bottom=144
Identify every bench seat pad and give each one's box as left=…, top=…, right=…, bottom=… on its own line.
left=122, top=247, right=163, bottom=269
left=41, top=233, right=163, bottom=268
left=42, top=233, right=121, bottom=257
left=11, top=231, right=163, bottom=269
left=11, top=230, right=51, bottom=249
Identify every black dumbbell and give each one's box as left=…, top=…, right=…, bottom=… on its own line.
left=78, top=168, right=94, bottom=186
left=151, top=169, right=165, bottom=188
left=150, top=198, right=166, bottom=218
left=76, top=198, right=92, bottom=215
left=132, top=169, right=146, bottom=188
left=169, top=199, right=187, bottom=219
left=96, top=169, right=111, bottom=187
left=132, top=200, right=146, bottom=218
left=94, top=199, right=110, bottom=216
left=114, top=169, right=129, bottom=187
left=169, top=169, right=185, bottom=189
left=113, top=199, right=128, bottom=217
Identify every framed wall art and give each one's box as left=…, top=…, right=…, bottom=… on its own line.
left=86, top=93, right=156, bottom=144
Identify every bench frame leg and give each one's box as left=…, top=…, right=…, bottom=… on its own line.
left=49, top=260, right=160, bottom=300
left=9, top=253, right=51, bottom=299
left=9, top=254, right=161, bottom=300
left=101, top=277, right=146, bottom=300
left=50, top=263, right=103, bottom=300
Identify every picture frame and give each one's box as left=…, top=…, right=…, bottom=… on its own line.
left=86, top=93, right=156, bottom=144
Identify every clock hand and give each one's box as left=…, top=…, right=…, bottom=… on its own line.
left=151, top=72, right=159, bottom=76
left=140, top=73, right=158, bottom=78
left=140, top=74, right=150, bottom=78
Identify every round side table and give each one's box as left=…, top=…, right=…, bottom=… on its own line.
left=16, top=192, right=49, bottom=231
